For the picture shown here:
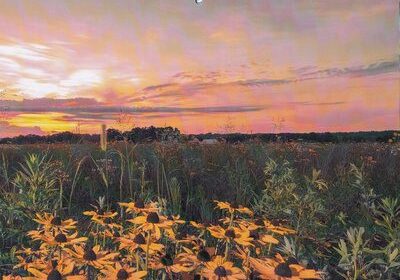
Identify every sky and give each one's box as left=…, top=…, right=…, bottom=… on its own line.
left=0, top=0, right=398, bottom=137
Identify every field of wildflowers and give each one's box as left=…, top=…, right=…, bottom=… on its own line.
left=0, top=141, right=399, bottom=279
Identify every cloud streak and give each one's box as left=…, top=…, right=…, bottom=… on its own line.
left=1, top=98, right=265, bottom=114
left=139, top=59, right=398, bottom=96
left=298, top=60, right=398, bottom=80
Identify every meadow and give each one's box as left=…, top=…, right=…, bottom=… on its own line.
left=0, top=141, right=399, bottom=279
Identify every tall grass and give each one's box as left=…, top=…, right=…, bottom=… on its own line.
left=100, top=124, right=107, bottom=151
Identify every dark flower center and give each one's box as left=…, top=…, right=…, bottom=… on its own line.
left=51, top=217, right=62, bottom=226
left=231, top=202, right=239, bottom=209
left=51, top=260, right=58, bottom=269
left=197, top=249, right=211, bottom=262
left=47, top=269, right=62, bottom=280
left=225, top=228, right=236, bottom=239
left=116, top=269, right=129, bottom=279
left=135, top=199, right=145, bottom=209
left=167, top=215, right=174, bottom=221
left=133, top=233, right=146, bottom=244
left=146, top=212, right=160, bottom=224
left=249, top=271, right=262, bottom=279
left=98, top=208, right=105, bottom=215
left=249, top=230, right=259, bottom=240
left=306, top=260, right=317, bottom=270
left=31, top=242, right=41, bottom=251
left=161, top=254, right=173, bottom=266
left=271, top=219, right=281, bottom=226
left=103, top=217, right=113, bottom=224
left=286, top=257, right=299, bottom=265
left=274, top=263, right=292, bottom=277
left=55, top=233, right=67, bottom=243
left=83, top=249, right=97, bottom=261
left=214, top=266, right=227, bottom=277
left=254, top=219, right=264, bottom=226
left=175, top=232, right=186, bottom=240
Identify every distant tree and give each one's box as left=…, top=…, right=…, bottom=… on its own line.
left=107, top=128, right=123, bottom=142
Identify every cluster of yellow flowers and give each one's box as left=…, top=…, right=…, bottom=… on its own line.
left=5, top=200, right=321, bottom=279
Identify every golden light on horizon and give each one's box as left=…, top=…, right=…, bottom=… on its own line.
left=8, top=113, right=77, bottom=133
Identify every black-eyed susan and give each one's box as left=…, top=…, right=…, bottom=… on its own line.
left=166, top=214, right=185, bottom=225
left=129, top=212, right=172, bottom=240
left=26, top=258, right=85, bottom=280
left=14, top=244, right=47, bottom=271
left=208, top=226, right=253, bottom=247
left=190, top=221, right=209, bottom=231
left=118, top=231, right=164, bottom=254
left=248, top=230, right=279, bottom=248
left=27, top=229, right=46, bottom=241
left=175, top=246, right=213, bottom=273
left=176, top=234, right=203, bottom=247
left=189, top=221, right=210, bottom=238
left=2, top=273, right=24, bottom=280
left=201, top=255, right=246, bottom=280
left=100, top=262, right=147, bottom=280
left=14, top=254, right=44, bottom=271
left=263, top=220, right=296, bottom=235
left=66, top=244, right=118, bottom=269
left=40, top=232, right=87, bottom=248
left=249, top=254, right=321, bottom=280
left=33, top=213, right=77, bottom=234
left=149, top=253, right=188, bottom=275
left=83, top=208, right=118, bottom=225
left=252, top=218, right=296, bottom=236
left=214, top=201, right=253, bottom=216
left=164, top=214, right=185, bottom=239
left=235, top=223, right=279, bottom=247
left=16, top=243, right=47, bottom=257
left=119, top=199, right=158, bottom=214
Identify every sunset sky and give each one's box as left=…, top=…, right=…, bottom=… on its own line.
left=0, top=0, right=398, bottom=137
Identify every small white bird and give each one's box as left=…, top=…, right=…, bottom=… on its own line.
left=195, top=0, right=203, bottom=4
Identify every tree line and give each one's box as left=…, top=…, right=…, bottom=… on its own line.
left=0, top=126, right=181, bottom=144
left=0, top=127, right=396, bottom=144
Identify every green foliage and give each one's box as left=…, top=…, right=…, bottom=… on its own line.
left=254, top=158, right=327, bottom=237
left=334, top=225, right=400, bottom=279
left=335, top=227, right=373, bottom=279
left=254, top=158, right=298, bottom=218
left=0, top=153, right=62, bottom=268
left=167, top=177, right=181, bottom=215
left=11, top=153, right=59, bottom=214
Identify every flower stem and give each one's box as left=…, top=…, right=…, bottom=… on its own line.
left=224, top=241, right=230, bottom=261
left=145, top=231, right=151, bottom=271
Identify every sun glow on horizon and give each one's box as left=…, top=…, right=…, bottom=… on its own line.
left=8, top=113, right=77, bottom=134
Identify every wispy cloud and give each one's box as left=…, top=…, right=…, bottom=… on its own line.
left=288, top=101, right=347, bottom=106
left=2, top=98, right=265, bottom=114
left=138, top=59, right=398, bottom=99
left=298, top=60, right=398, bottom=80
left=235, top=79, right=292, bottom=87
left=0, top=44, right=51, bottom=62
left=142, top=83, right=177, bottom=92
